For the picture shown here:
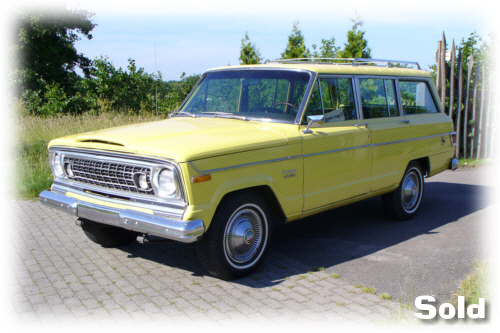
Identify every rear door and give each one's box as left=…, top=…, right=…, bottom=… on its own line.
left=356, top=77, right=412, bottom=192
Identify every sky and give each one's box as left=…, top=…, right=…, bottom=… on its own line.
left=14, top=0, right=492, bottom=81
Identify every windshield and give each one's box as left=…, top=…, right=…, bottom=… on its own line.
left=179, top=70, right=312, bottom=123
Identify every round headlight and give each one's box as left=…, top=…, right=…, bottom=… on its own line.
left=157, top=169, right=176, bottom=197
left=53, top=153, right=64, bottom=177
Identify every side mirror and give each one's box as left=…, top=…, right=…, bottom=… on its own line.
left=303, top=115, right=325, bottom=133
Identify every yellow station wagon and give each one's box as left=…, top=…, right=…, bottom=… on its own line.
left=40, top=58, right=458, bottom=280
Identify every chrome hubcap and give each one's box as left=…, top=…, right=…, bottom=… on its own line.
left=402, top=170, right=421, bottom=212
left=224, top=206, right=264, bottom=266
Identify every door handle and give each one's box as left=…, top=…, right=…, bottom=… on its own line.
left=354, top=123, right=368, bottom=128
left=398, top=120, right=410, bottom=124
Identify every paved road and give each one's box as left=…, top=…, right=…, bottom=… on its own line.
left=7, top=166, right=494, bottom=326
left=272, top=166, right=495, bottom=305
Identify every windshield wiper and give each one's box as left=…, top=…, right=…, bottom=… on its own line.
left=201, top=111, right=248, bottom=121
left=170, top=111, right=198, bottom=118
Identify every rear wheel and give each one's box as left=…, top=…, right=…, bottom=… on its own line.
left=196, top=191, right=272, bottom=280
left=80, top=219, right=137, bottom=247
left=382, top=161, right=424, bottom=221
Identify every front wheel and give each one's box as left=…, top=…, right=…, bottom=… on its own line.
left=196, top=191, right=272, bottom=280
left=382, top=161, right=424, bottom=221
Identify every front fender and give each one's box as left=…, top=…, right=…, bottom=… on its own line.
left=180, top=144, right=304, bottom=229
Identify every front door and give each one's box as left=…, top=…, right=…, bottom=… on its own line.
left=302, top=76, right=372, bottom=212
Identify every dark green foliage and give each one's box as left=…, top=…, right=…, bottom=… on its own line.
left=281, top=21, right=310, bottom=59
left=14, top=7, right=96, bottom=97
left=337, top=17, right=371, bottom=58
left=311, top=37, right=339, bottom=58
left=239, top=32, right=262, bottom=65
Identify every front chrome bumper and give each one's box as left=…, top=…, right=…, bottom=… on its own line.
left=39, top=190, right=205, bottom=243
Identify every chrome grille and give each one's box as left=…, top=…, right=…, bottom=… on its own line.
left=64, top=157, right=154, bottom=195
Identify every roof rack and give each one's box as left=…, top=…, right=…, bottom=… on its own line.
left=264, top=58, right=421, bottom=70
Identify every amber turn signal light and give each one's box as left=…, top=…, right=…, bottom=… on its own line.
left=191, top=174, right=211, bottom=183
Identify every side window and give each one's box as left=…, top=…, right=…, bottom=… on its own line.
left=359, top=78, right=400, bottom=119
left=321, top=78, right=357, bottom=122
left=399, top=81, right=439, bottom=115
left=303, top=77, right=357, bottom=123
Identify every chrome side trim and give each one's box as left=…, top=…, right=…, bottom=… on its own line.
left=39, top=190, right=204, bottom=243
left=188, top=132, right=454, bottom=174
left=303, top=144, right=372, bottom=158
left=372, top=132, right=451, bottom=147
left=189, top=155, right=303, bottom=174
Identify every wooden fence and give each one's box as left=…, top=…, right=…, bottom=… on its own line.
left=435, top=32, right=495, bottom=160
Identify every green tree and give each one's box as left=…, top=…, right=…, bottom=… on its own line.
left=13, top=7, right=96, bottom=96
left=281, top=21, right=310, bottom=59
left=239, top=32, right=262, bottom=65
left=337, top=16, right=371, bottom=58
left=311, top=37, right=339, bottom=58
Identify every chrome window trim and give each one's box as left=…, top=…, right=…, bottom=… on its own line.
left=177, top=68, right=316, bottom=125
left=49, top=147, right=187, bottom=206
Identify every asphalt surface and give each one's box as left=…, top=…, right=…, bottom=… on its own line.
left=271, top=166, right=495, bottom=305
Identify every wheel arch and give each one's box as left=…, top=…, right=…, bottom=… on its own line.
left=413, top=157, right=430, bottom=177
left=214, top=185, right=286, bottom=229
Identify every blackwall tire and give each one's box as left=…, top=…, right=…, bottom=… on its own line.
left=382, top=161, right=424, bottom=221
left=196, top=191, right=272, bottom=280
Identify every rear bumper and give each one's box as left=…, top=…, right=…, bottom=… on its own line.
left=450, top=157, right=459, bottom=171
left=39, top=190, right=205, bottom=243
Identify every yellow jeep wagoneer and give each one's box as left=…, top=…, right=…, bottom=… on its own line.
left=40, top=58, right=458, bottom=280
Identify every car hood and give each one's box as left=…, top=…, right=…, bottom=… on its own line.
left=49, top=117, right=300, bottom=162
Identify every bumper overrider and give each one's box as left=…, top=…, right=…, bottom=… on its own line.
left=39, top=190, right=205, bottom=243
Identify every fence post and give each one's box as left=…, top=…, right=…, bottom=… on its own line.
left=455, top=48, right=463, bottom=158
left=477, top=64, right=487, bottom=158
left=463, top=53, right=474, bottom=159
left=436, top=41, right=442, bottom=96
left=448, top=40, right=455, bottom=118
left=471, top=63, right=480, bottom=158
left=440, top=32, right=447, bottom=112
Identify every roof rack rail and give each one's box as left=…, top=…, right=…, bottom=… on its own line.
left=265, top=58, right=421, bottom=70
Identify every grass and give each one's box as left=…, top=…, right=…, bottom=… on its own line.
left=451, top=261, right=488, bottom=311
left=15, top=112, right=160, bottom=199
left=459, top=158, right=490, bottom=168
left=361, top=286, right=376, bottom=294
left=381, top=293, right=391, bottom=300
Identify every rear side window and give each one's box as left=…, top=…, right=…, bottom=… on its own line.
left=399, top=80, right=439, bottom=115
left=358, top=78, right=399, bottom=119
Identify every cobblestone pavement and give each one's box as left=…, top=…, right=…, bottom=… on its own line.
left=8, top=200, right=402, bottom=327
